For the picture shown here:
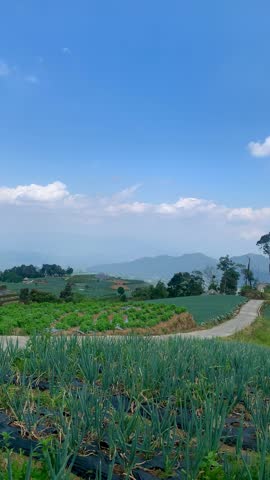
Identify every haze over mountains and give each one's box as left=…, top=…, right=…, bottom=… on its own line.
left=90, top=253, right=270, bottom=283
left=1, top=251, right=269, bottom=284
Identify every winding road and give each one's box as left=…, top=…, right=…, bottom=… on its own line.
left=179, top=299, right=263, bottom=339
left=0, top=299, right=263, bottom=348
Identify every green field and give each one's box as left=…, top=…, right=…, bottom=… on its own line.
left=0, top=300, right=187, bottom=335
left=147, top=294, right=247, bottom=324
left=1, top=335, right=270, bottom=478
left=0, top=275, right=146, bottom=299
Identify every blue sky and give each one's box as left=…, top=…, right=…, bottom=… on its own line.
left=1, top=1, right=270, bottom=265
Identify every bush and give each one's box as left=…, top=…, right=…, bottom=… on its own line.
left=240, top=286, right=265, bottom=299
left=30, top=289, right=59, bottom=303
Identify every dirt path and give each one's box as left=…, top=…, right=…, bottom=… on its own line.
left=0, top=300, right=263, bottom=348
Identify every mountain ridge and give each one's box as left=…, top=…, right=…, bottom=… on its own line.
left=89, top=252, right=270, bottom=282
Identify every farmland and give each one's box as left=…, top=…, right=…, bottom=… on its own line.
left=0, top=294, right=249, bottom=335
left=147, top=294, right=247, bottom=324
left=0, top=275, right=147, bottom=299
left=0, top=335, right=270, bottom=478
left=0, top=301, right=192, bottom=335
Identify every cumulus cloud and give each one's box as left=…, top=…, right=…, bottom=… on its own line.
left=0, top=181, right=70, bottom=205
left=1, top=180, right=270, bottom=256
left=1, top=180, right=270, bottom=241
left=248, top=136, right=270, bottom=157
left=0, top=60, right=11, bottom=77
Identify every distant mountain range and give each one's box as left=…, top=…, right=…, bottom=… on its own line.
left=89, top=253, right=270, bottom=283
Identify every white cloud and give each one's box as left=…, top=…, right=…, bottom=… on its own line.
left=62, top=47, right=71, bottom=55
left=24, top=75, right=39, bottom=84
left=1, top=180, right=270, bottom=256
left=0, top=181, right=70, bottom=205
left=1, top=180, right=270, bottom=242
left=248, top=136, right=270, bottom=157
left=0, top=61, right=11, bottom=77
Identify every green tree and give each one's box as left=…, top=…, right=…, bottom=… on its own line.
left=40, top=264, right=71, bottom=277
left=219, top=268, right=240, bottom=294
left=208, top=275, right=219, bottom=292
left=217, top=256, right=240, bottom=294
left=30, top=289, right=58, bottom=303
left=167, top=271, right=204, bottom=297
left=153, top=280, right=168, bottom=299
left=117, top=286, right=127, bottom=301
left=241, top=258, right=255, bottom=287
left=19, top=288, right=30, bottom=304
left=59, top=283, right=73, bottom=302
left=257, top=233, right=270, bottom=273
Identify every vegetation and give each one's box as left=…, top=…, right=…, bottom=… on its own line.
left=0, top=264, right=73, bottom=283
left=59, top=283, right=74, bottom=302
left=257, top=232, right=270, bottom=273
left=0, top=300, right=188, bottom=335
left=148, top=294, right=247, bottom=324
left=239, top=285, right=265, bottom=299
left=228, top=303, right=270, bottom=346
left=167, top=271, right=204, bottom=297
left=0, top=275, right=148, bottom=299
left=132, top=280, right=168, bottom=300
left=0, top=336, right=269, bottom=478
left=19, top=288, right=59, bottom=304
left=217, top=256, right=240, bottom=295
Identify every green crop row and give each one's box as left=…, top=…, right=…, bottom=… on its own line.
left=148, top=294, right=247, bottom=324
left=0, top=336, right=269, bottom=478
left=0, top=301, right=186, bottom=335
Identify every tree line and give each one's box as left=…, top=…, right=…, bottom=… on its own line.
left=131, top=255, right=256, bottom=300
left=0, top=264, right=73, bottom=283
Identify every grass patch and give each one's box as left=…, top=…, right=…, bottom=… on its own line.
left=228, top=302, right=270, bottom=346
left=147, top=295, right=247, bottom=324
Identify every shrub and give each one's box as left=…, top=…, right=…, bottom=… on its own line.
left=240, top=286, right=265, bottom=299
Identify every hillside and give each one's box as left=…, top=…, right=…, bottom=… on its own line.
left=90, top=252, right=270, bottom=282
left=90, top=253, right=217, bottom=281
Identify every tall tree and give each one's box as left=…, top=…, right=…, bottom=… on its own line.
left=217, top=255, right=240, bottom=294
left=256, top=233, right=270, bottom=273
left=241, top=257, right=255, bottom=287
left=167, top=271, right=204, bottom=297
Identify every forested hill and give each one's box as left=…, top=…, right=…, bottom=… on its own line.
left=90, top=253, right=269, bottom=282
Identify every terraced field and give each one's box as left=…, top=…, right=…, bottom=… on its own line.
left=0, top=275, right=146, bottom=299
left=0, top=301, right=190, bottom=335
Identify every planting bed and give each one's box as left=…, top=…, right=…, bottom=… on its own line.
left=0, top=336, right=269, bottom=478
left=0, top=301, right=188, bottom=335
left=148, top=295, right=247, bottom=324
left=1, top=275, right=147, bottom=299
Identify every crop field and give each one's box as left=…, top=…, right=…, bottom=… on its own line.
left=0, top=301, right=189, bottom=335
left=147, top=294, right=247, bottom=324
left=0, top=275, right=146, bottom=299
left=0, top=336, right=269, bottom=479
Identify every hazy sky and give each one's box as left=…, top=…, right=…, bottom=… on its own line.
left=1, top=1, right=270, bottom=264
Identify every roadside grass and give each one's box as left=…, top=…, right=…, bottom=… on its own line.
left=228, top=302, right=270, bottom=346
